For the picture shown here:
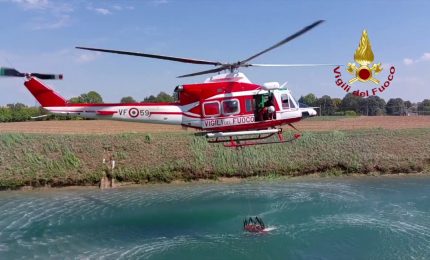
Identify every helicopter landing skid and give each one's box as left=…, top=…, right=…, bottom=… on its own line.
left=206, top=126, right=301, bottom=148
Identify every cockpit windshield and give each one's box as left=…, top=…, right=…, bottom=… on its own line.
left=289, top=94, right=297, bottom=108
left=280, top=91, right=297, bottom=109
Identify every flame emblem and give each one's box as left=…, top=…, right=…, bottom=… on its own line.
left=346, top=30, right=382, bottom=84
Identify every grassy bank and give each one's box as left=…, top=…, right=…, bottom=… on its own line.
left=0, top=128, right=430, bottom=189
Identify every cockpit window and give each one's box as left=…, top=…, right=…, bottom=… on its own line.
left=222, top=99, right=240, bottom=115
left=281, top=94, right=297, bottom=109
left=289, top=95, right=297, bottom=108
left=281, top=94, right=290, bottom=109
left=203, top=101, right=220, bottom=117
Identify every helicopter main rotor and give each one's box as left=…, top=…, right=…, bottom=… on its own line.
left=77, top=20, right=333, bottom=78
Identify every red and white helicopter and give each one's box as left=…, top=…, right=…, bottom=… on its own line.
left=2, top=20, right=334, bottom=147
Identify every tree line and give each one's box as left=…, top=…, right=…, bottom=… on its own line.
left=298, top=93, right=430, bottom=116
left=67, top=91, right=175, bottom=104
left=2, top=91, right=430, bottom=122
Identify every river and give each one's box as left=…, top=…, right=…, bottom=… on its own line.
left=0, top=176, right=429, bottom=259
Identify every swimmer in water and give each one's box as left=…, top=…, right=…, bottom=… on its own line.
left=243, top=216, right=265, bottom=232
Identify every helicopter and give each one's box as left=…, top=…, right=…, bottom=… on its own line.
left=2, top=20, right=335, bottom=147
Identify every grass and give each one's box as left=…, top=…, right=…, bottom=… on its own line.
left=306, top=115, right=357, bottom=121
left=0, top=128, right=430, bottom=189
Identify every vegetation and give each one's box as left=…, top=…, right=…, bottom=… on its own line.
left=299, top=93, right=429, bottom=116
left=142, top=91, right=175, bottom=103
left=69, top=91, right=104, bottom=104
left=0, top=103, right=42, bottom=122
left=120, top=96, right=137, bottom=103
left=0, top=128, right=429, bottom=189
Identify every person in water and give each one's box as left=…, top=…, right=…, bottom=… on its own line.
left=243, top=216, right=265, bottom=232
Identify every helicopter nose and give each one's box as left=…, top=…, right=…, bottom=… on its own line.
left=300, top=107, right=317, bottom=118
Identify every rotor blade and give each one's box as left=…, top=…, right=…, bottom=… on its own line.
left=1, top=67, right=63, bottom=80
left=30, top=73, right=63, bottom=80
left=246, top=63, right=340, bottom=67
left=76, top=46, right=223, bottom=66
left=0, top=67, right=24, bottom=77
left=177, top=66, right=228, bottom=78
left=241, top=20, right=325, bottom=64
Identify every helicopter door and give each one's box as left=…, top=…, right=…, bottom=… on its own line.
left=254, top=93, right=275, bottom=121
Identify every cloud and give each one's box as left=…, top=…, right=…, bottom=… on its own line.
left=87, top=4, right=134, bottom=15
left=403, top=52, right=430, bottom=66
left=112, top=5, right=134, bottom=11
left=75, top=52, right=101, bottom=63
left=403, top=58, right=414, bottom=66
left=420, top=52, right=430, bottom=61
left=151, top=0, right=169, bottom=6
left=112, top=5, right=122, bottom=10
left=11, top=0, right=73, bottom=12
left=94, top=8, right=111, bottom=15
left=9, top=0, right=74, bottom=30
left=31, top=14, right=71, bottom=30
left=11, top=0, right=49, bottom=10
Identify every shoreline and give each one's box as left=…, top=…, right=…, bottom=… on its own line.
left=7, top=172, right=430, bottom=193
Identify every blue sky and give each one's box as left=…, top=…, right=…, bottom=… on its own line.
left=0, top=0, right=429, bottom=105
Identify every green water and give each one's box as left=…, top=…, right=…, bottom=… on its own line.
left=0, top=177, right=429, bottom=259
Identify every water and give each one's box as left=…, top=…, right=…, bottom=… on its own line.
left=0, top=176, right=429, bottom=259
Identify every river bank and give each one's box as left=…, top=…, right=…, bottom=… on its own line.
left=10, top=173, right=430, bottom=193
left=1, top=128, right=430, bottom=190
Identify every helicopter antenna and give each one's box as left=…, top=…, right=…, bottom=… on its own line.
left=77, top=20, right=337, bottom=78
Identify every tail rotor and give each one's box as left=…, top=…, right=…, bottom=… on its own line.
left=0, top=67, right=63, bottom=80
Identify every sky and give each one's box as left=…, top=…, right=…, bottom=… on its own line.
left=0, top=0, right=429, bottom=105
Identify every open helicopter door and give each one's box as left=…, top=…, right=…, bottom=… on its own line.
left=254, top=92, right=276, bottom=122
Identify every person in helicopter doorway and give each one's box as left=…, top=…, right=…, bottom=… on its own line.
left=243, top=216, right=265, bottom=232
left=263, top=96, right=275, bottom=120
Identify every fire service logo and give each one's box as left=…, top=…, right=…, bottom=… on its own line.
left=333, top=30, right=396, bottom=97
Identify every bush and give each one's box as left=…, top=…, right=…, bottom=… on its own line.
left=333, top=111, right=345, bottom=116
left=344, top=110, right=357, bottom=116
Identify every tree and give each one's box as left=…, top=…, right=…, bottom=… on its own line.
left=316, top=95, right=335, bottom=115
left=69, top=91, right=103, bottom=104
left=142, top=95, right=157, bottom=103
left=418, top=99, right=430, bottom=115
left=142, top=91, right=174, bottom=103
left=155, top=92, right=174, bottom=102
left=365, top=96, right=386, bottom=116
left=341, top=93, right=363, bottom=114
left=7, top=103, right=26, bottom=110
left=332, top=98, right=342, bottom=114
left=386, top=98, right=405, bottom=115
left=298, top=93, right=317, bottom=107
left=120, top=96, right=136, bottom=103
left=404, top=100, right=412, bottom=109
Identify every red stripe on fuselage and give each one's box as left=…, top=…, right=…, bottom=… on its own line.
left=97, top=111, right=117, bottom=115
left=66, top=102, right=178, bottom=107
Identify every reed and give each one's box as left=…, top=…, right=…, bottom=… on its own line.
left=0, top=129, right=429, bottom=189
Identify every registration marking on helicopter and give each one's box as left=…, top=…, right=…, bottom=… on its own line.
left=203, top=116, right=254, bottom=128
left=118, top=108, right=151, bottom=118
